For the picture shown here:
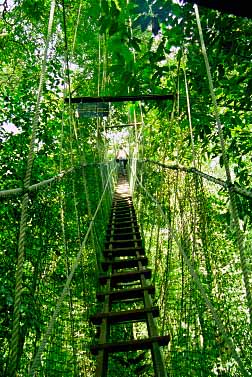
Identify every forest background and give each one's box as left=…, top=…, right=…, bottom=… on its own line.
left=1, top=0, right=252, bottom=376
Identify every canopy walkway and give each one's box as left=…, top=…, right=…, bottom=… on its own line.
left=1, top=157, right=252, bottom=376
left=1, top=1, right=252, bottom=376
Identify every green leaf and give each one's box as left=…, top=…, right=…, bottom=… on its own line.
left=133, top=15, right=152, bottom=32
left=109, top=21, right=119, bottom=36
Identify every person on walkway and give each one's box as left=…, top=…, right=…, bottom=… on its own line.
left=116, top=146, right=128, bottom=175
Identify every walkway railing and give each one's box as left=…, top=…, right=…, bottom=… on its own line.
left=130, top=158, right=251, bottom=377
left=1, top=161, right=116, bottom=376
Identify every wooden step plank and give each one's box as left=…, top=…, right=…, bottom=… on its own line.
left=112, top=211, right=135, bottom=217
left=96, top=285, right=155, bottom=302
left=107, top=225, right=140, bottom=234
left=107, top=228, right=139, bottom=235
left=102, top=256, right=148, bottom=271
left=112, top=211, right=136, bottom=217
left=112, top=206, right=135, bottom=213
left=99, top=269, right=151, bottom=285
left=90, top=306, right=159, bottom=325
left=112, top=198, right=132, bottom=203
left=91, top=335, right=170, bottom=355
left=112, top=206, right=133, bottom=212
left=113, top=195, right=131, bottom=200
left=109, top=220, right=138, bottom=228
left=105, top=240, right=142, bottom=247
left=111, top=216, right=137, bottom=222
left=113, top=202, right=132, bottom=208
left=105, top=238, right=142, bottom=249
left=104, top=246, right=145, bottom=257
left=105, top=247, right=142, bottom=254
left=106, top=232, right=141, bottom=241
left=108, top=226, right=140, bottom=233
left=110, top=207, right=135, bottom=217
left=110, top=217, right=137, bottom=225
left=106, top=235, right=140, bottom=240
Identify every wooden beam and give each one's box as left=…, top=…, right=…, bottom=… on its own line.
left=90, top=306, right=160, bottom=325
left=184, top=0, right=251, bottom=19
left=106, top=123, right=141, bottom=129
left=65, top=94, right=174, bottom=103
left=91, top=335, right=170, bottom=355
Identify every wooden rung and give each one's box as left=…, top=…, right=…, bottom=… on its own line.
left=111, top=211, right=134, bottom=217
left=106, top=231, right=140, bottom=240
left=112, top=210, right=133, bottom=215
left=113, top=196, right=131, bottom=200
left=113, top=196, right=131, bottom=201
left=107, top=225, right=140, bottom=233
left=99, top=269, right=151, bottom=285
left=111, top=219, right=138, bottom=226
left=113, top=198, right=132, bottom=203
left=113, top=203, right=132, bottom=208
left=96, top=285, right=155, bottom=302
left=112, top=211, right=136, bottom=217
left=106, top=228, right=140, bottom=240
left=105, top=239, right=142, bottom=248
left=111, top=210, right=133, bottom=216
left=102, top=256, right=148, bottom=271
left=106, top=238, right=142, bottom=243
left=110, top=218, right=137, bottom=225
left=112, top=207, right=135, bottom=213
left=90, top=306, right=160, bottom=325
left=104, top=246, right=145, bottom=257
left=90, top=335, right=170, bottom=355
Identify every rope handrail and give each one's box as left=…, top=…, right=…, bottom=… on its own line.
left=28, top=164, right=116, bottom=376
left=139, top=159, right=252, bottom=200
left=0, top=161, right=114, bottom=198
left=132, top=169, right=250, bottom=377
left=3, top=156, right=252, bottom=202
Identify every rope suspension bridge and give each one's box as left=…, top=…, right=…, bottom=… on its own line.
left=1, top=1, right=252, bottom=377
left=1, top=156, right=252, bottom=376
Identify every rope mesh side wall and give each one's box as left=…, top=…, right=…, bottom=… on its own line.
left=132, top=160, right=251, bottom=377
left=1, top=163, right=114, bottom=376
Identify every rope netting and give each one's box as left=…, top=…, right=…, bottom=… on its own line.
left=130, top=159, right=252, bottom=376
left=1, top=160, right=116, bottom=376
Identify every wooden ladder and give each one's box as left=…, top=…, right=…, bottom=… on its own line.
left=90, top=176, right=169, bottom=376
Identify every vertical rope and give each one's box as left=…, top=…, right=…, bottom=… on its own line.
left=98, top=34, right=101, bottom=96
left=61, top=5, right=91, bottom=373
left=71, top=1, right=82, bottom=57
left=194, top=4, right=252, bottom=326
left=183, top=67, right=196, bottom=167
left=8, top=2, right=56, bottom=375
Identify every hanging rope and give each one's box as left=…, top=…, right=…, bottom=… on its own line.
left=7, top=2, right=56, bottom=375
left=71, top=1, right=82, bottom=58
left=183, top=67, right=196, bottom=167
left=194, top=4, right=252, bottom=326
left=59, top=25, right=80, bottom=370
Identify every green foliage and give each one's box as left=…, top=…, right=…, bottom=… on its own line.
left=1, top=0, right=252, bottom=375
